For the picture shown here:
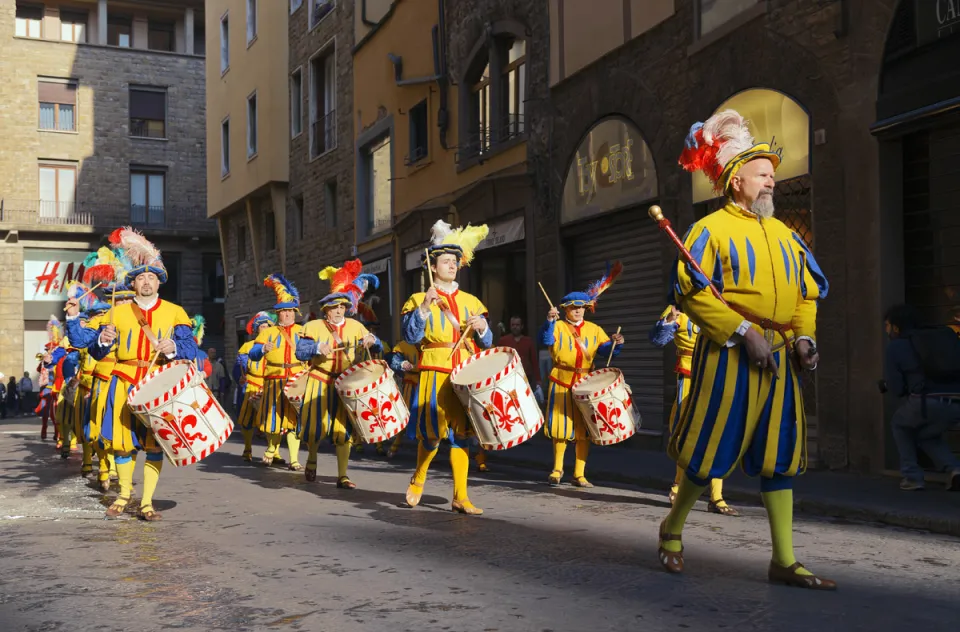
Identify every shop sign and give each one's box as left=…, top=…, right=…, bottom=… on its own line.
left=561, top=116, right=658, bottom=224
left=475, top=216, right=525, bottom=252
left=23, top=248, right=89, bottom=302
left=404, top=248, right=423, bottom=272
left=365, top=257, right=390, bottom=275
left=917, top=0, right=960, bottom=46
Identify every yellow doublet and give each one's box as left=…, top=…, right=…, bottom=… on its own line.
left=298, top=318, right=372, bottom=444
left=102, top=300, right=192, bottom=453
left=85, top=313, right=118, bottom=442
left=401, top=288, right=488, bottom=444
left=659, top=307, right=699, bottom=376
left=669, top=202, right=826, bottom=480
left=253, top=324, right=305, bottom=433
left=237, top=340, right=267, bottom=431
left=544, top=320, right=610, bottom=441
left=71, top=348, right=97, bottom=440
left=392, top=340, right=421, bottom=404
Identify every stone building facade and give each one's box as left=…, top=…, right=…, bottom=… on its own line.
left=0, top=0, right=219, bottom=384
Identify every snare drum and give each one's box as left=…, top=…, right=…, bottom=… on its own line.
left=571, top=368, right=639, bottom=445
left=126, top=360, right=234, bottom=466
left=450, top=347, right=543, bottom=450
left=334, top=360, right=409, bottom=444
left=283, top=370, right=310, bottom=416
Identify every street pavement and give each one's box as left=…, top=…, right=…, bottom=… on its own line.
left=0, top=417, right=958, bottom=632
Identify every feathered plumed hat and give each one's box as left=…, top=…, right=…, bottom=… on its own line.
left=559, top=261, right=623, bottom=311
left=678, top=109, right=782, bottom=195
left=264, top=274, right=300, bottom=310
left=422, top=220, right=489, bottom=269
left=66, top=280, right=109, bottom=319
left=83, top=246, right=135, bottom=300
left=190, top=315, right=206, bottom=345
left=246, top=310, right=277, bottom=336
left=109, top=227, right=167, bottom=284
left=46, top=315, right=63, bottom=349
left=317, top=259, right=379, bottom=315
left=356, top=297, right=379, bottom=326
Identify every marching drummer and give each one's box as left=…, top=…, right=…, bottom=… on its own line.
left=295, top=260, right=380, bottom=487
left=384, top=340, right=420, bottom=459
left=400, top=220, right=492, bottom=515
left=353, top=297, right=390, bottom=456
left=540, top=263, right=624, bottom=487
left=66, top=227, right=197, bottom=521
left=235, top=311, right=275, bottom=462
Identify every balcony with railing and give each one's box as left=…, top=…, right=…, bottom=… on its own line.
left=0, top=199, right=212, bottom=232
left=456, top=114, right=525, bottom=164
left=311, top=109, right=337, bottom=158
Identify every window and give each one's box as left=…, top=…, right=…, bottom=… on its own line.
left=291, top=0, right=303, bottom=14
left=130, top=170, right=165, bottom=225
left=324, top=179, right=337, bottom=227
left=292, top=195, right=304, bottom=239
left=108, top=16, right=132, bottom=47
left=247, top=92, right=258, bottom=157
left=237, top=224, right=248, bottom=261
left=291, top=68, right=303, bottom=137
left=246, top=0, right=257, bottom=44
left=309, top=49, right=336, bottom=157
left=221, top=118, right=231, bottom=176
left=697, top=0, right=760, bottom=38
left=148, top=20, right=175, bottom=52
left=202, top=254, right=226, bottom=303
left=501, top=37, right=525, bottom=138
left=310, top=0, right=334, bottom=29
left=15, top=4, right=42, bottom=38
left=38, top=164, right=76, bottom=219
left=469, top=59, right=491, bottom=157
left=129, top=88, right=166, bottom=138
left=38, top=80, right=77, bottom=132
left=193, top=22, right=206, bottom=56
left=408, top=100, right=428, bottom=164
left=60, top=10, right=87, bottom=43
left=363, top=137, right=391, bottom=235
left=265, top=210, right=276, bottom=251
left=220, top=13, right=230, bottom=73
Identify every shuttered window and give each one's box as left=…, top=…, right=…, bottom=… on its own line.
left=129, top=88, right=166, bottom=138
left=38, top=81, right=77, bottom=132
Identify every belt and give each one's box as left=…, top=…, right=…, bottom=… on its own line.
left=267, top=362, right=303, bottom=368
left=309, top=368, right=337, bottom=383
left=677, top=350, right=693, bottom=357
left=731, top=307, right=793, bottom=352
left=116, top=359, right=151, bottom=368
left=422, top=342, right=457, bottom=349
left=555, top=364, right=591, bottom=374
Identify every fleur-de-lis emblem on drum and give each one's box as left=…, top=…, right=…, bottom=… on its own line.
left=360, top=392, right=399, bottom=434
left=156, top=410, right=210, bottom=455
left=592, top=401, right=626, bottom=435
left=482, top=390, right=522, bottom=433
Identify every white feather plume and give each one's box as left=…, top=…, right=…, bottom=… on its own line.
left=430, top=220, right=454, bottom=246
left=703, top=109, right=756, bottom=170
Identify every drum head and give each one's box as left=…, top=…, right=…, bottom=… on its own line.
left=451, top=350, right=510, bottom=386
left=572, top=369, right=620, bottom=396
left=339, top=362, right=386, bottom=391
left=286, top=372, right=309, bottom=398
left=128, top=362, right=192, bottom=406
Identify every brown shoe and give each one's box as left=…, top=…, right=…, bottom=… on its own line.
left=707, top=500, right=741, bottom=517
left=105, top=500, right=128, bottom=520
left=405, top=479, right=424, bottom=507
left=451, top=500, right=483, bottom=515
left=768, top=562, right=837, bottom=591
left=657, top=519, right=684, bottom=574
left=571, top=476, right=594, bottom=488
left=137, top=506, right=162, bottom=522
left=336, top=476, right=357, bottom=490
left=304, top=468, right=317, bottom=482
left=547, top=470, right=562, bottom=486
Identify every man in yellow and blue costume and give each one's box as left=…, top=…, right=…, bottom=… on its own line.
left=295, top=259, right=380, bottom=486
left=249, top=275, right=306, bottom=469
left=541, top=263, right=625, bottom=487
left=384, top=340, right=421, bottom=459
left=235, top=310, right=275, bottom=462
left=67, top=227, right=197, bottom=521
left=650, top=304, right=738, bottom=516
left=401, top=220, right=493, bottom=515
left=656, top=110, right=833, bottom=589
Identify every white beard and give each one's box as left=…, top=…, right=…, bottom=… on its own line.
left=751, top=194, right=775, bottom=219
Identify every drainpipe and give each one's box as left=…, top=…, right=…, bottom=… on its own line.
left=437, top=0, right=450, bottom=149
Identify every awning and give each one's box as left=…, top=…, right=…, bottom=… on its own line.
left=870, top=96, right=960, bottom=135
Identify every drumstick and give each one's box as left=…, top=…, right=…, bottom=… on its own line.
left=606, top=326, right=622, bottom=368
left=109, top=288, right=116, bottom=325
left=144, top=327, right=172, bottom=376
left=65, top=283, right=102, bottom=312
left=449, top=324, right=474, bottom=360
left=537, top=282, right=554, bottom=309
left=425, top=248, right=433, bottom=287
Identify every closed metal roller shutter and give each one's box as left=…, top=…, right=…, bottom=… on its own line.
left=569, top=211, right=665, bottom=434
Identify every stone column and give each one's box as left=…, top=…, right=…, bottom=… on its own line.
left=98, top=0, right=107, bottom=45
left=185, top=8, right=195, bottom=55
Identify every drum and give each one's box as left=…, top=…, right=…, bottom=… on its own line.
left=571, top=368, right=640, bottom=445
left=283, top=370, right=309, bottom=416
left=334, top=360, right=409, bottom=444
left=126, top=360, right=233, bottom=466
left=450, top=347, right=543, bottom=450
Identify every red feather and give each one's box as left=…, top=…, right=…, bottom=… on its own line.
left=329, top=259, right=362, bottom=294
left=678, top=129, right=725, bottom=186
left=84, top=264, right=116, bottom=283
left=245, top=314, right=257, bottom=336
left=108, top=228, right=124, bottom=246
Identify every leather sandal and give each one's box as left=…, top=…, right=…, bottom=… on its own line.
left=571, top=476, right=594, bottom=488
left=768, top=562, right=837, bottom=591
left=548, top=470, right=563, bottom=486
left=289, top=462, right=304, bottom=472
left=657, top=519, right=684, bottom=574
left=241, top=451, right=252, bottom=462
left=99, top=479, right=111, bottom=493
left=405, top=479, right=424, bottom=507
left=261, top=454, right=275, bottom=466
left=304, top=467, right=317, bottom=482
left=708, top=500, right=741, bottom=517
left=451, top=500, right=483, bottom=515
left=137, top=505, right=162, bottom=522
left=105, top=500, right=128, bottom=519
left=336, top=476, right=357, bottom=490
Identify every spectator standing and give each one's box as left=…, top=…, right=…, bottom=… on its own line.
left=19, top=372, right=34, bottom=417
left=206, top=347, right=228, bottom=401
left=5, top=376, right=18, bottom=419
left=498, top=315, right=544, bottom=404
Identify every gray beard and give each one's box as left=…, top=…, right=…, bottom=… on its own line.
left=751, top=194, right=775, bottom=218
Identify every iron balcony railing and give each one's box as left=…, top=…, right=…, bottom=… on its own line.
left=456, top=114, right=525, bottom=163
left=0, top=199, right=211, bottom=230
left=311, top=109, right=337, bottom=157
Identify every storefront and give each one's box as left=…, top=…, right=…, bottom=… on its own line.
left=558, top=115, right=665, bottom=436
left=363, top=256, right=394, bottom=347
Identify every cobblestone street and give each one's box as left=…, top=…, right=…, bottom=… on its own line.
left=1, top=420, right=958, bottom=632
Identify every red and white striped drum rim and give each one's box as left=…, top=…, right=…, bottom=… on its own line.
left=481, top=417, right=544, bottom=451
left=335, top=360, right=390, bottom=398
left=572, top=368, right=623, bottom=401
left=127, top=360, right=197, bottom=414
left=450, top=347, right=521, bottom=392
left=171, top=420, right=235, bottom=467
left=284, top=370, right=309, bottom=403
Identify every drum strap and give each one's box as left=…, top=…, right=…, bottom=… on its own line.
left=130, top=303, right=160, bottom=349
left=277, top=326, right=297, bottom=352
left=422, top=342, right=457, bottom=349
